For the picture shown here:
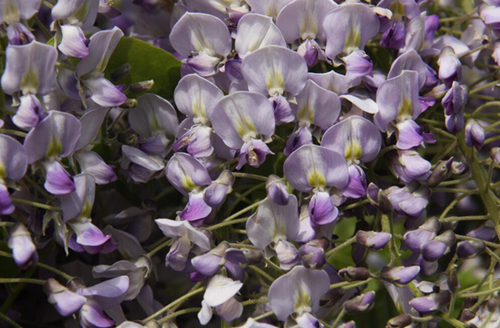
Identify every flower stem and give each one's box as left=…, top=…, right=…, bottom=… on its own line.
left=232, top=172, right=268, bottom=182
left=0, top=278, right=45, bottom=285
left=223, top=200, right=263, bottom=222
left=0, top=250, right=73, bottom=281
left=10, top=198, right=61, bottom=212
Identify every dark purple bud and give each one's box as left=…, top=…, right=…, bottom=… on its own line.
left=457, top=240, right=485, bottom=259
left=380, top=266, right=420, bottom=285
left=309, top=191, right=339, bottom=226
left=338, top=267, right=371, bottom=282
left=422, top=230, right=455, bottom=262
left=409, top=291, right=451, bottom=315
left=356, top=230, right=391, bottom=250
left=128, top=80, right=155, bottom=94
left=366, top=183, right=393, bottom=214
left=299, top=241, right=326, bottom=269
left=427, top=157, right=453, bottom=187
left=8, top=223, right=38, bottom=269
left=387, top=314, right=412, bottom=328
left=241, top=249, right=264, bottom=265
left=6, top=22, right=35, bottom=45
left=465, top=119, right=485, bottom=150
left=266, top=175, right=290, bottom=205
left=344, top=291, right=376, bottom=313
left=404, top=218, right=440, bottom=253
left=442, top=82, right=467, bottom=132
left=111, top=62, right=131, bottom=82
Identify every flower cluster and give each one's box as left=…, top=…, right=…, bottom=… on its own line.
left=1, top=0, right=500, bottom=328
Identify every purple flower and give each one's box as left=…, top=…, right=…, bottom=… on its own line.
left=381, top=266, right=420, bottom=285
left=8, top=223, right=38, bottom=269
left=268, top=265, right=330, bottom=321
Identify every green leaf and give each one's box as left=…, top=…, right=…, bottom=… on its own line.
left=104, top=37, right=182, bottom=100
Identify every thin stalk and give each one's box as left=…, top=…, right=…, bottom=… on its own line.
left=157, top=307, right=202, bottom=324
left=0, top=129, right=27, bottom=138
left=223, top=200, right=263, bottom=222
left=141, top=287, right=206, bottom=323
left=439, top=215, right=489, bottom=223
left=146, top=238, right=172, bottom=258
left=325, top=236, right=356, bottom=257
left=249, top=265, right=274, bottom=282
left=0, top=250, right=73, bottom=281
left=472, top=101, right=500, bottom=117
left=232, top=172, right=268, bottom=182
left=0, top=278, right=45, bottom=285
left=438, top=176, right=472, bottom=186
left=33, top=16, right=52, bottom=39
left=10, top=198, right=61, bottom=212
left=207, top=217, right=248, bottom=231
left=225, top=182, right=265, bottom=216
left=331, top=308, right=346, bottom=328
left=0, top=312, right=23, bottom=328
left=469, top=80, right=500, bottom=96
left=252, top=311, right=274, bottom=321
left=456, top=235, right=500, bottom=249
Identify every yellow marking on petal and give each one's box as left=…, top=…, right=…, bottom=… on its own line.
left=182, top=175, right=197, bottom=192
left=272, top=221, right=287, bottom=243
left=266, top=68, right=285, bottom=96
left=308, top=169, right=326, bottom=189
left=345, top=140, right=363, bottom=162
left=390, top=0, right=405, bottom=20
left=294, top=282, right=312, bottom=315
left=79, top=201, right=93, bottom=219
left=297, top=104, right=314, bottom=125
left=0, top=164, right=6, bottom=179
left=343, top=24, right=361, bottom=54
left=4, top=0, right=20, bottom=25
left=20, top=68, right=39, bottom=95
left=397, top=96, right=413, bottom=121
left=46, top=137, right=63, bottom=159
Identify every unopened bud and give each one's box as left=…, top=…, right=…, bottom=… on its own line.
left=338, top=267, right=371, bottom=282
left=356, top=230, right=391, bottom=250
left=111, top=62, right=131, bottom=81
left=387, top=314, right=412, bottom=328
left=448, top=269, right=459, bottom=293
left=456, top=240, right=485, bottom=259
left=344, top=291, right=376, bottom=313
left=381, top=266, right=420, bottom=285
left=299, top=242, right=326, bottom=269
left=451, top=160, right=469, bottom=175
left=121, top=98, right=138, bottom=108
left=410, top=291, right=451, bottom=315
left=338, top=321, right=356, bottom=328
left=491, top=147, right=500, bottom=167
left=266, top=174, right=289, bottom=205
left=367, top=183, right=393, bottom=214
left=129, top=79, right=155, bottom=94
left=465, top=119, right=485, bottom=150
left=427, top=158, right=453, bottom=187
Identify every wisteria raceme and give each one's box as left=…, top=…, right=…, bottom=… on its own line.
left=2, top=0, right=500, bottom=328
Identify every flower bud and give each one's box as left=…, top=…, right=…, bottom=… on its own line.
left=491, top=147, right=500, bottom=167
left=118, top=133, right=138, bottom=145
left=456, top=240, right=485, bottom=259
left=426, top=157, right=453, bottom=187
left=366, top=183, right=393, bottom=214
left=380, top=266, right=420, bottom=285
left=44, top=278, right=86, bottom=316
left=121, top=98, right=138, bottom=108
left=387, top=314, right=412, bottom=328
left=404, top=218, right=440, bottom=253
left=355, top=230, right=391, bottom=250
left=422, top=230, right=455, bottom=262
left=111, top=62, right=132, bottom=81
left=451, top=160, right=469, bottom=175
left=8, top=223, right=38, bottom=269
left=465, top=119, right=485, bottom=150
left=338, top=267, right=371, bottom=282
left=344, top=291, right=376, bottom=313
left=437, top=46, right=462, bottom=88
left=204, top=170, right=234, bottom=207
left=299, top=240, right=327, bottom=269
left=338, top=321, right=356, bottom=328
left=266, top=174, right=289, bottom=205
left=241, top=248, right=264, bottom=265
left=410, top=291, right=451, bottom=315
left=129, top=80, right=155, bottom=94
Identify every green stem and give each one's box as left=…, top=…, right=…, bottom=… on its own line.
left=225, top=183, right=265, bottom=216
left=459, top=44, right=490, bottom=60
left=0, top=250, right=73, bottom=281
left=458, top=131, right=500, bottom=241
left=339, top=199, right=370, bottom=211
left=207, top=217, right=248, bottom=231
left=331, top=307, right=346, bottom=328
left=223, top=200, right=263, bottom=222
left=469, top=80, right=500, bottom=96
left=142, top=287, right=206, bottom=324
left=455, top=235, right=500, bottom=249
left=438, top=176, right=472, bottom=186
left=146, top=238, right=172, bottom=258
left=472, top=101, right=500, bottom=117
left=240, top=298, right=269, bottom=306
left=252, top=311, right=274, bottom=321
left=232, top=172, right=268, bottom=182
left=33, top=16, right=52, bottom=39
left=209, top=158, right=238, bottom=173
left=439, top=215, right=490, bottom=222
left=249, top=265, right=274, bottom=282
left=0, top=278, right=45, bottom=285
left=439, top=193, right=469, bottom=219
left=0, top=129, right=27, bottom=138
left=430, top=188, right=477, bottom=194
left=325, top=236, right=356, bottom=257
left=0, top=311, right=23, bottom=328
left=10, top=198, right=61, bottom=212
left=157, top=307, right=202, bottom=324
left=438, top=313, right=466, bottom=328
left=24, top=175, right=52, bottom=200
